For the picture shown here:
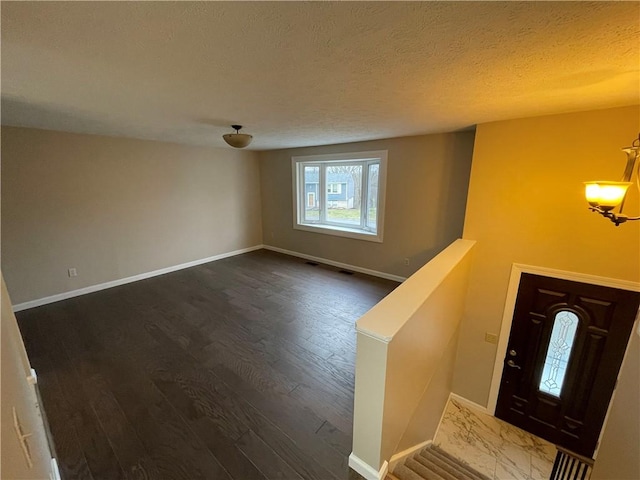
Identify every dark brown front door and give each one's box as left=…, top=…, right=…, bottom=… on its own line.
left=495, top=273, right=639, bottom=458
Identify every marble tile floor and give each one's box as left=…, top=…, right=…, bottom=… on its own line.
left=433, top=398, right=557, bottom=480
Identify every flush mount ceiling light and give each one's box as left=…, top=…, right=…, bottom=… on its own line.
left=585, top=133, right=640, bottom=226
left=223, top=125, right=253, bottom=149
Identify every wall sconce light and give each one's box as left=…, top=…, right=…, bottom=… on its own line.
left=223, top=125, right=253, bottom=149
left=585, top=134, right=640, bottom=226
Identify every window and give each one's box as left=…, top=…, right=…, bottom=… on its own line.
left=327, top=183, right=342, bottom=194
left=292, top=150, right=387, bottom=242
left=539, top=310, right=579, bottom=398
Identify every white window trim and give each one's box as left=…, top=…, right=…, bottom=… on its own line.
left=291, top=150, right=387, bottom=243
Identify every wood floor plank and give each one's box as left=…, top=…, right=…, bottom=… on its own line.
left=201, top=359, right=349, bottom=478
left=16, top=249, right=398, bottom=480
left=47, top=348, right=125, bottom=480
left=189, top=418, right=267, bottom=480
left=34, top=357, right=96, bottom=480
left=236, top=430, right=304, bottom=480
left=290, top=383, right=353, bottom=434
left=150, top=359, right=251, bottom=442
left=316, top=419, right=354, bottom=456
left=74, top=355, right=149, bottom=478
left=112, top=380, right=232, bottom=480
left=148, top=345, right=341, bottom=479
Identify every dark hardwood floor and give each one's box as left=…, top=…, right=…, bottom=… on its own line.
left=17, top=249, right=398, bottom=480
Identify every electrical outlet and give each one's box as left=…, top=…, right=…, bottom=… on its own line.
left=403, top=258, right=410, bottom=266
left=68, top=268, right=77, bottom=277
left=485, top=332, right=498, bottom=344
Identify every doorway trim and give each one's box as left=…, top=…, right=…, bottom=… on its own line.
left=486, top=263, right=640, bottom=416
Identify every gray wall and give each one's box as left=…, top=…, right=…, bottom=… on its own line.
left=259, top=132, right=474, bottom=276
left=1, top=127, right=263, bottom=304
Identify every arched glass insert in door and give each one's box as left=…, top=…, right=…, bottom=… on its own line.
left=539, top=310, right=579, bottom=397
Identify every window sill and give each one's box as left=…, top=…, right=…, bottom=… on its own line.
left=294, top=223, right=383, bottom=243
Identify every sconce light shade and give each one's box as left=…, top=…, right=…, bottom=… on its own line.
left=584, top=133, right=639, bottom=226
left=223, top=125, right=252, bottom=149
left=584, top=181, right=632, bottom=211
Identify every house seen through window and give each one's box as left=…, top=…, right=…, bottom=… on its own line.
left=292, top=151, right=387, bottom=242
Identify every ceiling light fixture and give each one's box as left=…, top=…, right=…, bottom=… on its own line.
left=223, top=125, right=252, bottom=149
left=585, top=134, right=640, bottom=226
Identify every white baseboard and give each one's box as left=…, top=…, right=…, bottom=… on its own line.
left=349, top=454, right=389, bottom=480
left=12, top=245, right=264, bottom=312
left=13, top=243, right=405, bottom=312
left=450, top=392, right=489, bottom=414
left=389, top=440, right=432, bottom=473
left=432, top=395, right=451, bottom=447
left=263, top=244, right=406, bottom=283
left=433, top=393, right=488, bottom=447
left=50, top=458, right=61, bottom=480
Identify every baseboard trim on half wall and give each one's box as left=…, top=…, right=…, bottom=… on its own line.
left=348, top=453, right=389, bottom=480
left=449, top=392, right=489, bottom=414
left=11, top=244, right=264, bottom=312
left=263, top=244, right=407, bottom=283
left=388, top=440, right=432, bottom=473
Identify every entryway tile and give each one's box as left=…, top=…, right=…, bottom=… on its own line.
left=433, top=397, right=555, bottom=480
left=495, top=460, right=530, bottom=480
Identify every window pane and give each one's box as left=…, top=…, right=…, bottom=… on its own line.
left=539, top=311, right=579, bottom=398
left=327, top=183, right=342, bottom=194
left=367, top=164, right=379, bottom=231
left=325, top=165, right=362, bottom=226
left=304, top=166, right=319, bottom=222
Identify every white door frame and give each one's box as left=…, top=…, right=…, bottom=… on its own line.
left=486, top=263, right=640, bottom=416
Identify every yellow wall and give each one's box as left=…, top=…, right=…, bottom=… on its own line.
left=455, top=105, right=639, bottom=478
left=1, top=127, right=263, bottom=304
left=454, top=105, right=639, bottom=404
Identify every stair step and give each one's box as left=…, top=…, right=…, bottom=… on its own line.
left=406, top=457, right=451, bottom=480
left=414, top=451, right=473, bottom=480
left=404, top=458, right=451, bottom=480
left=394, top=463, right=433, bottom=480
left=393, top=444, right=492, bottom=480
left=429, top=445, right=491, bottom=480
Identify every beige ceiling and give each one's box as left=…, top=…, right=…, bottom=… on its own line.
left=1, top=2, right=638, bottom=150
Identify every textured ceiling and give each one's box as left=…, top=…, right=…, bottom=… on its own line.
left=1, top=2, right=639, bottom=150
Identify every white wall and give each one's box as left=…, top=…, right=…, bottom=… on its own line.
left=1, top=127, right=263, bottom=304
left=1, top=274, right=55, bottom=479
left=351, top=239, right=475, bottom=476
